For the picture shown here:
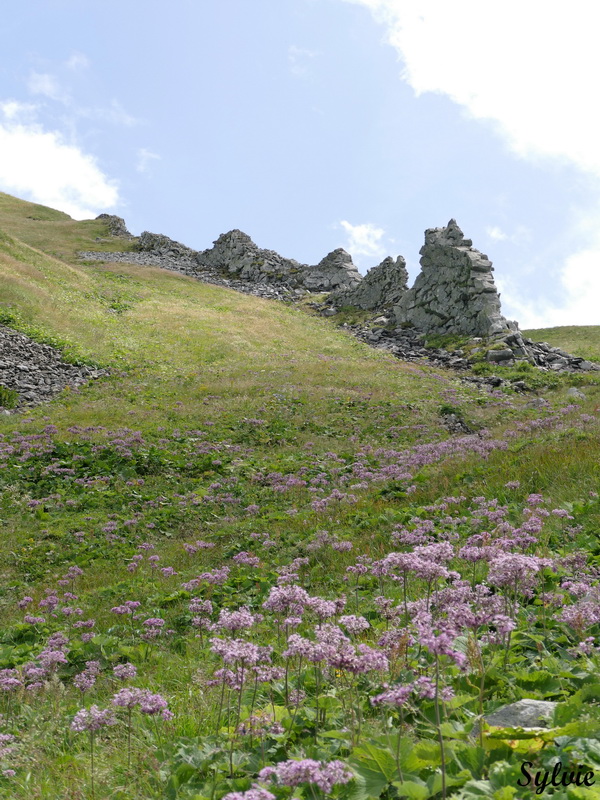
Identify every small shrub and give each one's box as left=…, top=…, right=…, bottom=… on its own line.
left=0, top=384, right=19, bottom=409
left=439, top=403, right=464, bottom=420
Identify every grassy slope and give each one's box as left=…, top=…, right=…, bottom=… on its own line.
left=0, top=191, right=137, bottom=260
left=2, top=194, right=600, bottom=797
left=523, top=325, right=600, bottom=362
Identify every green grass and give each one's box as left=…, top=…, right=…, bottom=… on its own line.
left=2, top=193, right=600, bottom=798
left=0, top=191, right=137, bottom=262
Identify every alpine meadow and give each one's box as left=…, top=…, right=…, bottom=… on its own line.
left=2, top=190, right=600, bottom=800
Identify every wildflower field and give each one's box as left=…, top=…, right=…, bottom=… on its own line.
left=2, top=194, right=600, bottom=798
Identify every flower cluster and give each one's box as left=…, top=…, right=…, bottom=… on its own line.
left=258, top=758, right=354, bottom=793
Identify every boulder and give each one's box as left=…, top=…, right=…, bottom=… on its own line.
left=484, top=699, right=557, bottom=730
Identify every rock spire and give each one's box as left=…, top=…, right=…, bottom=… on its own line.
left=394, top=219, right=517, bottom=337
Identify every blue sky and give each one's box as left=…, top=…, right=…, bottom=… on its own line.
left=1, top=0, right=600, bottom=328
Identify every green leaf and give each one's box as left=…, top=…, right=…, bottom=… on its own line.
left=427, top=770, right=472, bottom=796
left=339, top=773, right=372, bottom=800
left=392, top=780, right=429, bottom=800
left=321, top=730, right=351, bottom=740
left=454, top=779, right=495, bottom=799
left=413, top=740, right=443, bottom=767
left=439, top=721, right=469, bottom=739
left=351, top=743, right=398, bottom=797
left=445, top=694, right=477, bottom=711
left=491, top=788, right=518, bottom=800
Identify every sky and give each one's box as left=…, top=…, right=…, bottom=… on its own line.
left=1, top=0, right=600, bottom=328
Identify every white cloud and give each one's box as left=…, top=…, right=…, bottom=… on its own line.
left=27, top=72, right=69, bottom=104
left=339, top=220, right=386, bottom=261
left=486, top=226, right=507, bottom=242
left=0, top=100, right=38, bottom=122
left=65, top=52, right=90, bottom=71
left=288, top=45, right=317, bottom=77
left=485, top=224, right=531, bottom=246
left=136, top=147, right=161, bottom=173
left=0, top=111, right=119, bottom=219
left=341, top=1, right=600, bottom=176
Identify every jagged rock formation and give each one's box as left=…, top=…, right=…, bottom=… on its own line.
left=95, top=214, right=132, bottom=238
left=196, top=229, right=305, bottom=285
left=137, top=231, right=197, bottom=266
left=133, top=228, right=362, bottom=293
left=195, top=231, right=361, bottom=292
left=305, top=248, right=362, bottom=291
left=394, top=219, right=515, bottom=338
left=331, top=255, right=409, bottom=310
left=0, top=327, right=107, bottom=412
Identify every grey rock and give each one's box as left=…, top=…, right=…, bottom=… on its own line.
left=137, top=231, right=198, bottom=265
left=95, top=214, right=132, bottom=238
left=125, top=228, right=362, bottom=294
left=566, top=387, right=586, bottom=399
left=486, top=349, right=515, bottom=363
left=484, top=699, right=557, bottom=730
left=525, top=397, right=551, bottom=409
left=394, top=219, right=513, bottom=338
left=193, top=230, right=361, bottom=293
left=305, top=249, right=362, bottom=291
left=331, top=255, right=409, bottom=310
left=0, top=326, right=108, bottom=411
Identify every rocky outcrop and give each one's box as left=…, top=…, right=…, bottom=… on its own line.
left=395, top=219, right=515, bottom=338
left=0, top=327, right=107, bottom=412
left=95, top=214, right=132, bottom=238
left=137, top=231, right=198, bottom=266
left=305, top=249, right=362, bottom=292
left=195, top=231, right=361, bottom=292
left=195, top=229, right=305, bottom=285
left=129, top=228, right=363, bottom=293
left=331, top=255, right=409, bottom=310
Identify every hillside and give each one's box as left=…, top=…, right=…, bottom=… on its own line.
left=1, top=193, right=600, bottom=799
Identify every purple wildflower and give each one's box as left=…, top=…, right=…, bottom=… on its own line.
left=222, top=788, right=275, bottom=800
left=339, top=614, right=370, bottom=634
left=215, top=607, right=261, bottom=632
left=113, top=663, right=137, bottom=681
left=23, top=615, right=46, bottom=625
left=71, top=705, right=117, bottom=732
left=258, top=758, right=353, bottom=793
